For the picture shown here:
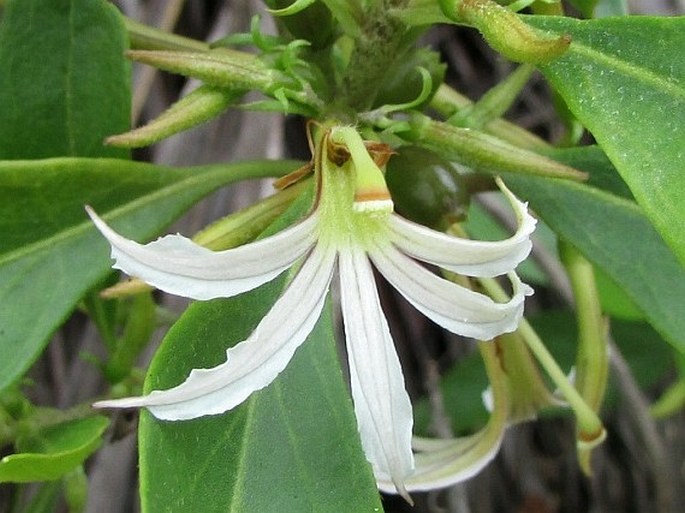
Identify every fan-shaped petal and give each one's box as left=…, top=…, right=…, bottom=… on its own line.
left=369, top=242, right=532, bottom=341
left=94, top=242, right=336, bottom=420
left=387, top=179, right=536, bottom=277
left=376, top=424, right=505, bottom=492
left=338, top=246, right=414, bottom=502
left=86, top=206, right=318, bottom=300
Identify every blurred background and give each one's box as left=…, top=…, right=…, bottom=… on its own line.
left=6, top=1, right=685, bottom=512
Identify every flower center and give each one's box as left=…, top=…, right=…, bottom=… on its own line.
left=316, top=126, right=392, bottom=248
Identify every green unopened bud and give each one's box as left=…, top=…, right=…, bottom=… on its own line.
left=124, top=17, right=209, bottom=52
left=409, top=115, right=587, bottom=181
left=107, top=85, right=241, bottom=148
left=430, top=84, right=549, bottom=151
left=126, top=49, right=278, bottom=92
left=441, top=0, right=570, bottom=64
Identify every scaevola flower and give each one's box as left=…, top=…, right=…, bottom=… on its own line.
left=89, top=125, right=535, bottom=500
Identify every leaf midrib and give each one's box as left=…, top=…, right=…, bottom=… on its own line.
left=567, top=42, right=685, bottom=100
left=0, top=160, right=297, bottom=266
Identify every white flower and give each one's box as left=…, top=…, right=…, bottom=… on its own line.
left=89, top=126, right=535, bottom=499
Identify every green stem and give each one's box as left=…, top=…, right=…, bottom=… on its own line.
left=651, top=379, right=685, bottom=419
left=28, top=403, right=100, bottom=432
left=64, top=467, right=88, bottom=513
left=478, top=341, right=511, bottom=428
left=339, top=1, right=412, bottom=111
left=105, top=292, right=157, bottom=384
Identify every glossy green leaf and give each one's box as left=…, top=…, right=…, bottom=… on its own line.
left=0, top=158, right=300, bottom=392
left=0, top=416, right=108, bottom=483
left=528, top=16, right=685, bottom=265
left=594, top=267, right=643, bottom=321
left=139, top=198, right=383, bottom=513
left=139, top=299, right=382, bottom=513
left=0, top=0, right=130, bottom=159
left=504, top=147, right=685, bottom=352
left=140, top=300, right=382, bottom=513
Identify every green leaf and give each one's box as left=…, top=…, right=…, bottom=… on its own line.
left=0, top=416, right=108, bottom=483
left=139, top=299, right=382, bottom=513
left=594, top=267, right=643, bottom=321
left=528, top=16, right=685, bottom=265
left=0, top=0, right=131, bottom=159
left=139, top=198, right=383, bottom=513
left=504, top=147, right=685, bottom=352
left=0, top=158, right=300, bottom=392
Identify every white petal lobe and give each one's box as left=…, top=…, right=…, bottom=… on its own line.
left=338, top=246, right=414, bottom=499
left=86, top=206, right=318, bottom=300
left=369, top=242, right=532, bottom=341
left=387, top=180, right=536, bottom=277
left=376, top=428, right=505, bottom=493
left=94, top=242, right=336, bottom=420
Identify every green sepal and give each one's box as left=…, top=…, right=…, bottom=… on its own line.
left=127, top=49, right=276, bottom=92
left=107, top=85, right=242, bottom=149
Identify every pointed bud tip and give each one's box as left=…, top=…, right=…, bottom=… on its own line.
left=104, top=134, right=132, bottom=148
